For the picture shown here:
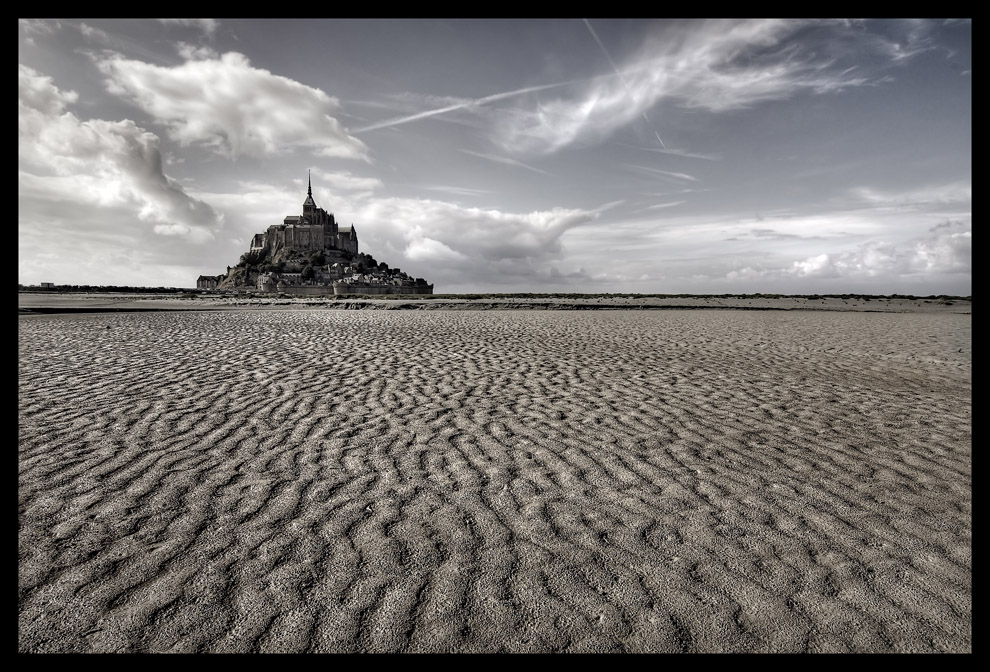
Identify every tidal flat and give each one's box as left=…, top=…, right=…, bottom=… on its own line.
left=18, top=308, right=971, bottom=652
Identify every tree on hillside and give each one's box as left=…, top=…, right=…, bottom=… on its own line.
left=238, top=248, right=268, bottom=268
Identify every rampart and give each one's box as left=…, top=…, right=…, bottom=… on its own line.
left=333, top=284, right=434, bottom=296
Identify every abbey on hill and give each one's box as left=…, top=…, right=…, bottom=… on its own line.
left=197, top=173, right=433, bottom=295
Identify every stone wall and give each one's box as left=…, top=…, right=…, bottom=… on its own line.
left=333, top=284, right=433, bottom=295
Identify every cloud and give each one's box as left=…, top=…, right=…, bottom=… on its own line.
left=459, top=149, right=550, bottom=175
left=176, top=42, right=220, bottom=61
left=494, top=19, right=913, bottom=155
left=359, top=198, right=597, bottom=261
left=187, top=181, right=302, bottom=249
left=741, top=227, right=821, bottom=241
left=900, top=221, right=971, bottom=274
left=94, top=51, right=370, bottom=160
left=312, top=196, right=601, bottom=288
left=752, top=221, right=972, bottom=282
left=313, top=169, right=384, bottom=193
left=19, top=19, right=61, bottom=44
left=405, top=237, right=470, bottom=263
left=19, top=65, right=225, bottom=286
left=639, top=146, right=722, bottom=161
left=849, top=182, right=972, bottom=209
left=790, top=253, right=841, bottom=278
left=157, top=19, right=219, bottom=36
left=555, top=200, right=970, bottom=294
left=629, top=165, right=699, bottom=182
left=353, top=81, right=574, bottom=133
left=424, top=185, right=493, bottom=197
left=79, top=22, right=110, bottom=42
left=18, top=64, right=78, bottom=115
left=191, top=186, right=602, bottom=289
left=882, top=18, right=938, bottom=62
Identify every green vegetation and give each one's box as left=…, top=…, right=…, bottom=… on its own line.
left=237, top=248, right=268, bottom=268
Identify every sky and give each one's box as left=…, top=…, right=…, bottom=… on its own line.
left=19, top=19, right=971, bottom=294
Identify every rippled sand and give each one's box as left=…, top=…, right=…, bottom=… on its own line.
left=18, top=310, right=971, bottom=652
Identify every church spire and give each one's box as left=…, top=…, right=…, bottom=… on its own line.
left=303, top=169, right=317, bottom=211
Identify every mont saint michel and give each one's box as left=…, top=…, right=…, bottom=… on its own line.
left=19, top=19, right=969, bottom=655
left=197, top=173, right=433, bottom=296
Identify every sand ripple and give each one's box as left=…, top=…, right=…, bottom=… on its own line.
left=19, top=310, right=971, bottom=652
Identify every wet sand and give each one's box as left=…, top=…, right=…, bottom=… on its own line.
left=18, top=308, right=971, bottom=652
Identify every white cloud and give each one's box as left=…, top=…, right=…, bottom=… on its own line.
left=196, top=179, right=602, bottom=288
left=629, top=165, right=699, bottom=182
left=308, top=196, right=600, bottom=288
left=157, top=19, right=219, bottom=36
left=18, top=64, right=77, bottom=115
left=189, top=181, right=300, bottom=244
left=314, top=169, right=383, bottom=193
left=849, top=182, right=972, bottom=209
left=640, top=147, right=722, bottom=161
left=95, top=51, right=370, bottom=160
left=358, top=198, right=597, bottom=263
left=883, top=18, right=938, bottom=62
left=19, top=19, right=61, bottom=40
left=784, top=221, right=971, bottom=280
left=405, top=237, right=470, bottom=262
left=725, top=266, right=769, bottom=281
left=791, top=253, right=841, bottom=278
left=176, top=42, right=220, bottom=61
left=493, top=19, right=905, bottom=155
left=79, top=22, right=110, bottom=42
left=19, top=64, right=225, bottom=286
left=903, top=225, right=971, bottom=274
left=423, top=185, right=493, bottom=198
left=353, top=81, right=572, bottom=133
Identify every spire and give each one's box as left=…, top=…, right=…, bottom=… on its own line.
left=303, top=169, right=316, bottom=210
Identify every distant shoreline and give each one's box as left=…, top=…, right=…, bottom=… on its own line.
left=18, top=291, right=971, bottom=316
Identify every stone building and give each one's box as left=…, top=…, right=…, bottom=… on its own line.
left=249, top=172, right=358, bottom=257
left=196, top=275, right=221, bottom=290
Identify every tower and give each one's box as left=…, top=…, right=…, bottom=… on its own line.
left=302, top=169, right=317, bottom=220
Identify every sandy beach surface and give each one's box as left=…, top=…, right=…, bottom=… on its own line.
left=18, top=306, right=971, bottom=652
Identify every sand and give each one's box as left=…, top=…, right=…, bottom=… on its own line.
left=18, top=307, right=971, bottom=653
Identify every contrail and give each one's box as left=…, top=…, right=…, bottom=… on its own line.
left=353, top=81, right=574, bottom=133
left=459, top=149, right=551, bottom=176
left=582, top=18, right=666, bottom=149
